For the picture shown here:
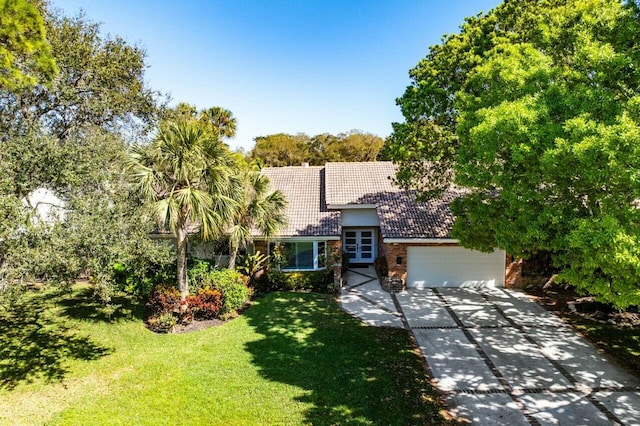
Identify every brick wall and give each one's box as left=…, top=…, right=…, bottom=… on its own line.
left=327, top=239, right=342, bottom=262
left=382, top=243, right=408, bottom=281
left=505, top=257, right=523, bottom=288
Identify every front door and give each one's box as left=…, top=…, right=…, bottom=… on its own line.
left=344, top=229, right=376, bottom=263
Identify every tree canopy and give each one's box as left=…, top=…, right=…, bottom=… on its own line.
left=0, top=5, right=162, bottom=140
left=128, top=118, right=240, bottom=304
left=0, top=0, right=57, bottom=90
left=227, top=168, right=287, bottom=269
left=0, top=3, right=170, bottom=303
left=249, top=131, right=385, bottom=166
left=385, top=0, right=640, bottom=308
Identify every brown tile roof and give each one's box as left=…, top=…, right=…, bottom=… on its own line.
left=262, top=161, right=462, bottom=240
left=375, top=189, right=465, bottom=239
left=325, top=162, right=397, bottom=205
left=260, top=166, right=340, bottom=237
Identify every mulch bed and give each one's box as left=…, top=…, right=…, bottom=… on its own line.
left=523, top=277, right=640, bottom=327
left=171, top=319, right=226, bottom=334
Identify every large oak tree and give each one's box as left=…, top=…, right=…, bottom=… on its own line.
left=385, top=0, right=640, bottom=308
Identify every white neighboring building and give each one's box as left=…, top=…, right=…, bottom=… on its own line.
left=24, top=188, right=66, bottom=225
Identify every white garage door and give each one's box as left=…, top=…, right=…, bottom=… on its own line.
left=406, top=246, right=505, bottom=288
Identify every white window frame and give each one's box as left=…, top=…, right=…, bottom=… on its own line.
left=268, top=240, right=328, bottom=271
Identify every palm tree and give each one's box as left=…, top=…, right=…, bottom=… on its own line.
left=199, top=106, right=237, bottom=139
left=128, top=118, right=239, bottom=306
left=227, top=170, right=287, bottom=270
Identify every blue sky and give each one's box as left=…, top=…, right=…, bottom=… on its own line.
left=50, top=0, right=502, bottom=151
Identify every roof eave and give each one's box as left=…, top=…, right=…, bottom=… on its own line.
left=382, top=238, right=459, bottom=244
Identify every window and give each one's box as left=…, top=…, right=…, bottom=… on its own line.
left=268, top=240, right=328, bottom=271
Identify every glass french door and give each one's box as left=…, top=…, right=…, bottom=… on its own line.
left=344, top=229, right=375, bottom=263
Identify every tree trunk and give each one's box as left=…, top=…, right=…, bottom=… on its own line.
left=228, top=244, right=238, bottom=270
left=176, top=225, right=189, bottom=311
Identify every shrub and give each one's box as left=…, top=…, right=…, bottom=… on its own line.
left=187, top=287, right=223, bottom=319
left=195, top=269, right=251, bottom=317
left=374, top=256, right=389, bottom=277
left=188, top=258, right=215, bottom=294
left=342, top=251, right=350, bottom=274
left=147, top=285, right=180, bottom=316
left=147, top=312, right=177, bottom=333
left=114, top=254, right=176, bottom=300
left=256, top=269, right=334, bottom=294
left=237, top=251, right=269, bottom=283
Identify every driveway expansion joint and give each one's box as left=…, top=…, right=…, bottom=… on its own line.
left=433, top=288, right=542, bottom=426
left=343, top=288, right=401, bottom=317
left=478, top=292, right=624, bottom=425
left=343, top=277, right=377, bottom=291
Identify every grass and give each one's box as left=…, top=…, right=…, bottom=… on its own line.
left=0, top=284, right=446, bottom=425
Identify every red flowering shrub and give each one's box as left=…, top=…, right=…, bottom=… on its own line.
left=147, top=285, right=180, bottom=316
left=187, top=287, right=223, bottom=319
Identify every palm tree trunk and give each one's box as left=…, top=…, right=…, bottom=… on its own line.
left=177, top=225, right=189, bottom=311
left=228, top=244, right=238, bottom=270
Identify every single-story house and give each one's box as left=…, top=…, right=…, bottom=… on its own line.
left=255, top=161, right=510, bottom=289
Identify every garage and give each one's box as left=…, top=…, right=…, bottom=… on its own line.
left=406, top=246, right=506, bottom=288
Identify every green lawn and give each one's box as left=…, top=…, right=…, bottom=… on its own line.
left=0, top=285, right=446, bottom=425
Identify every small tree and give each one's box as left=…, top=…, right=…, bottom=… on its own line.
left=128, top=118, right=239, bottom=306
left=227, top=170, right=287, bottom=270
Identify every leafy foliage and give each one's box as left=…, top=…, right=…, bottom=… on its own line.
left=237, top=251, right=269, bottom=283
left=147, top=312, right=178, bottom=333
left=256, top=269, right=334, bottom=294
left=0, top=4, right=162, bottom=140
left=186, top=287, right=223, bottom=320
left=0, top=0, right=57, bottom=90
left=128, top=118, right=240, bottom=305
left=147, top=285, right=181, bottom=317
left=227, top=169, right=287, bottom=269
left=249, top=130, right=385, bottom=166
left=0, top=5, right=169, bottom=304
left=387, top=0, right=640, bottom=308
left=206, top=269, right=251, bottom=317
left=0, top=127, right=174, bottom=303
left=185, top=266, right=251, bottom=318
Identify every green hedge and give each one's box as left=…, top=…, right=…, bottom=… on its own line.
left=256, top=269, right=334, bottom=294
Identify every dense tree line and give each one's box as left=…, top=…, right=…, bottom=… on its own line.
left=0, top=1, right=172, bottom=304
left=0, top=1, right=288, bottom=306
left=385, top=0, right=640, bottom=308
left=249, top=131, right=386, bottom=166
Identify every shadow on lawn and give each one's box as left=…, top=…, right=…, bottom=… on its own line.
left=59, top=286, right=144, bottom=323
left=0, top=288, right=112, bottom=390
left=244, top=292, right=446, bottom=425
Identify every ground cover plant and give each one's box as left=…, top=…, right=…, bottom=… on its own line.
left=0, top=284, right=447, bottom=425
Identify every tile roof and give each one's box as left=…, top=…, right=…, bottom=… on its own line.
left=325, top=162, right=397, bottom=205
left=260, top=166, right=340, bottom=237
left=262, top=161, right=462, bottom=240
left=375, top=189, right=465, bottom=239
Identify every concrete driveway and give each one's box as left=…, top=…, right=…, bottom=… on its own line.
left=395, top=287, right=640, bottom=425
left=338, top=270, right=640, bottom=425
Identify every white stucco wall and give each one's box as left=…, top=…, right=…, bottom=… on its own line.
left=340, top=208, right=380, bottom=227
